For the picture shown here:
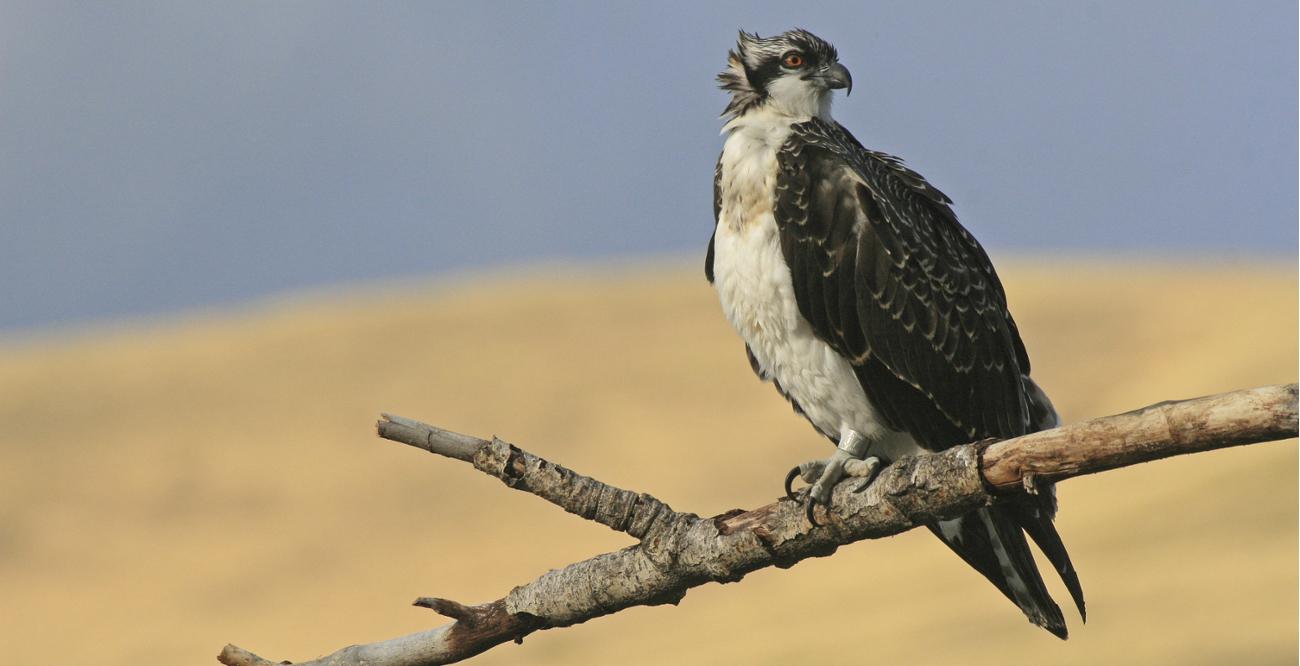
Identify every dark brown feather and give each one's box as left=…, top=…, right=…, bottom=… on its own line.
left=760, top=116, right=1084, bottom=634
left=775, top=118, right=1031, bottom=449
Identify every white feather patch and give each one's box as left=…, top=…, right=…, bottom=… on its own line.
left=713, top=107, right=918, bottom=460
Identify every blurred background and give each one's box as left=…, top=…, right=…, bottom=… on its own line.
left=1, top=1, right=1296, bottom=336
left=0, top=2, right=1295, bottom=665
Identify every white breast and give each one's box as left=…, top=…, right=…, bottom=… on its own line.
left=712, top=113, right=917, bottom=460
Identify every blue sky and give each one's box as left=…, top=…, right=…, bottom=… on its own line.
left=1, top=2, right=1295, bottom=334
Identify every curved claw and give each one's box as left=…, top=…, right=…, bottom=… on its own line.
left=805, top=496, right=821, bottom=527
left=784, top=466, right=803, bottom=501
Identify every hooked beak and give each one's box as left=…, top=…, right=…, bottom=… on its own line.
left=810, top=62, right=853, bottom=96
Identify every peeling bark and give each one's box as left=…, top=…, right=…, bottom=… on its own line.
left=981, top=384, right=1298, bottom=491
left=220, top=384, right=1297, bottom=666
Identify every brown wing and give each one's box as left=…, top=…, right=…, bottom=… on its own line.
left=774, top=118, right=1033, bottom=450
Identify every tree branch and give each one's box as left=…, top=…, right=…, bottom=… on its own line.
left=218, top=383, right=1297, bottom=666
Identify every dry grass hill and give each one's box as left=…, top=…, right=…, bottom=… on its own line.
left=0, top=259, right=1295, bottom=665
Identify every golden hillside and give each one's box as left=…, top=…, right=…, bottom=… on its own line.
left=0, top=260, right=1295, bottom=665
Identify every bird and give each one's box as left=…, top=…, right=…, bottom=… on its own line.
left=705, top=28, right=1085, bottom=638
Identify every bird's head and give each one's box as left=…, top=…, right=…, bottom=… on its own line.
left=718, top=29, right=851, bottom=121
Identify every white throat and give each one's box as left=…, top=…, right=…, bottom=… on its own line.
left=722, top=89, right=834, bottom=140
left=764, top=77, right=835, bottom=121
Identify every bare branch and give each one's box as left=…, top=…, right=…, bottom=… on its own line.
left=981, top=383, right=1298, bottom=491
left=220, top=384, right=1297, bottom=666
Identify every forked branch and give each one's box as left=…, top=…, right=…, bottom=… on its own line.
left=219, top=383, right=1297, bottom=666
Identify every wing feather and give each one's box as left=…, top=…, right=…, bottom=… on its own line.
left=750, top=114, right=1082, bottom=640
left=706, top=155, right=721, bottom=284
left=775, top=118, right=1030, bottom=448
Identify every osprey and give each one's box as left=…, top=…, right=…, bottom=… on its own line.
left=706, top=29, right=1085, bottom=638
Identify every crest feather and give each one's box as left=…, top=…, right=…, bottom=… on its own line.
left=717, top=31, right=761, bottom=119
left=716, top=29, right=840, bottom=120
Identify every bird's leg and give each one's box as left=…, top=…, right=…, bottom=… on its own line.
left=783, top=429, right=881, bottom=526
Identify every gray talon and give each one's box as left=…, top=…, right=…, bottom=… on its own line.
left=847, top=456, right=883, bottom=493
left=784, top=430, right=877, bottom=525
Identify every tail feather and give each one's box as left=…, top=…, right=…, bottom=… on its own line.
left=1013, top=375, right=1086, bottom=620
left=1008, top=489, right=1086, bottom=621
left=929, top=506, right=1070, bottom=639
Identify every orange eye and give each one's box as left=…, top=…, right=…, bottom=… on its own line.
left=783, top=54, right=803, bottom=67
